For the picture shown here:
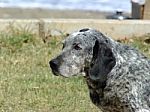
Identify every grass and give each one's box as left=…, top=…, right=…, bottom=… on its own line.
left=0, top=29, right=150, bottom=112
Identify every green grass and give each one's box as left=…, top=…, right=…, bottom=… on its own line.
left=0, top=31, right=99, bottom=112
left=0, top=30, right=149, bottom=112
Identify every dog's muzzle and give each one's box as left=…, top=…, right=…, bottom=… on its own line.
left=49, top=59, right=60, bottom=76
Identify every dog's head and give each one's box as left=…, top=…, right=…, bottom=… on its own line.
left=89, top=40, right=116, bottom=81
left=49, top=28, right=107, bottom=77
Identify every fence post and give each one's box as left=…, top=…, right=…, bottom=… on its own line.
left=131, top=0, right=145, bottom=19
left=144, top=0, right=150, bottom=19
left=38, top=20, right=46, bottom=43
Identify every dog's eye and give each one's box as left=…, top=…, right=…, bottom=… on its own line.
left=73, top=43, right=82, bottom=50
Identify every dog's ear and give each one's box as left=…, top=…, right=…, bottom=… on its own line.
left=101, top=43, right=116, bottom=71
left=92, top=40, right=99, bottom=61
left=90, top=41, right=116, bottom=82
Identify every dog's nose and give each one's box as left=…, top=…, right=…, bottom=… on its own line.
left=50, top=59, right=59, bottom=70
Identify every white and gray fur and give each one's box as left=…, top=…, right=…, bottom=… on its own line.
left=50, top=28, right=105, bottom=77
left=49, top=28, right=150, bottom=112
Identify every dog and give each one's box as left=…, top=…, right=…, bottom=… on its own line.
left=49, top=28, right=150, bottom=112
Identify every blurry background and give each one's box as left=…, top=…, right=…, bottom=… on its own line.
left=0, top=0, right=131, bottom=19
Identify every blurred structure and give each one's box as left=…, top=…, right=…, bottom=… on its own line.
left=131, top=0, right=145, bottom=19
left=143, top=0, right=150, bottom=19
left=106, top=10, right=130, bottom=20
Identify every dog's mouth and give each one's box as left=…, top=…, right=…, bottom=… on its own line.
left=49, top=62, right=67, bottom=77
left=51, top=70, right=72, bottom=78
left=51, top=69, right=60, bottom=76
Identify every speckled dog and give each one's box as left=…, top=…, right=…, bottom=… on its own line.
left=50, top=28, right=150, bottom=112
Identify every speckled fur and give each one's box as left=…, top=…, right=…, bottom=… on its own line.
left=87, top=39, right=150, bottom=112
left=50, top=28, right=150, bottom=112
left=50, top=28, right=106, bottom=77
